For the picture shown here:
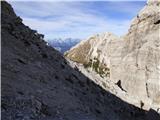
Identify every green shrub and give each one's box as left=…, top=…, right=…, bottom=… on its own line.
left=83, top=57, right=110, bottom=78
left=83, top=59, right=92, bottom=68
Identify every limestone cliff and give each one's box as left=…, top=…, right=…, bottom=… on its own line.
left=65, top=32, right=120, bottom=78
left=65, top=0, right=160, bottom=111
left=113, top=0, right=160, bottom=109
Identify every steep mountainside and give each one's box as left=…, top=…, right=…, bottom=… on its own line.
left=65, top=0, right=160, bottom=112
left=111, top=0, right=160, bottom=110
left=2, top=1, right=160, bottom=120
left=65, top=32, right=120, bottom=78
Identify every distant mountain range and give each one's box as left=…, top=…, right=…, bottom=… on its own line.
left=47, top=38, right=81, bottom=53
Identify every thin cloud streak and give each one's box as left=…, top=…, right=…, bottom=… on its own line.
left=8, top=1, right=145, bottom=40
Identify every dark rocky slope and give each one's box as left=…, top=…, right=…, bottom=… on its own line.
left=1, top=1, right=160, bottom=120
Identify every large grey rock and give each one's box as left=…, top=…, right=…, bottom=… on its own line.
left=113, top=0, right=160, bottom=109
left=65, top=0, right=160, bottom=111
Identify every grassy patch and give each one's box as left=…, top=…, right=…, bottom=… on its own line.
left=83, top=57, right=110, bottom=78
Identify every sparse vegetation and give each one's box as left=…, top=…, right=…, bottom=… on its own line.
left=83, top=57, right=110, bottom=78
left=84, top=59, right=92, bottom=68
left=65, top=41, right=91, bottom=63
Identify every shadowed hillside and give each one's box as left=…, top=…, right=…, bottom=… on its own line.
left=1, top=1, right=160, bottom=120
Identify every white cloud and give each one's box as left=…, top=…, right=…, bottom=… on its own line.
left=23, top=18, right=70, bottom=32
left=8, top=1, right=141, bottom=40
left=21, top=13, right=130, bottom=39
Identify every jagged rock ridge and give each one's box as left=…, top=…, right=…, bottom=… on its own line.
left=65, top=0, right=160, bottom=112
left=65, top=32, right=120, bottom=78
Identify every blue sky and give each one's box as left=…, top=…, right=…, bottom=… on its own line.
left=8, top=0, right=146, bottom=40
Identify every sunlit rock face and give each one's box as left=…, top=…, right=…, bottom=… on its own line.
left=114, top=0, right=160, bottom=109
left=66, top=0, right=160, bottom=111
left=65, top=32, right=120, bottom=78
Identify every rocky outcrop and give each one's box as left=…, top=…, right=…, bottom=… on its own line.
left=65, top=0, right=160, bottom=111
left=2, top=1, right=159, bottom=120
left=112, top=0, right=160, bottom=110
left=65, top=32, right=120, bottom=78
